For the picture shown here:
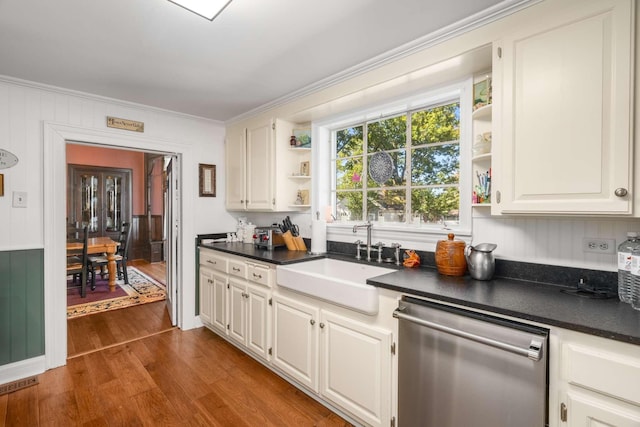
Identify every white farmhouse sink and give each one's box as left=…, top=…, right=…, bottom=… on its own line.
left=276, top=258, right=394, bottom=315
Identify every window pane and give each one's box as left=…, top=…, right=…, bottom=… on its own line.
left=367, top=190, right=406, bottom=223
left=411, top=102, right=460, bottom=145
left=336, top=192, right=363, bottom=221
left=411, top=187, right=460, bottom=224
left=336, top=126, right=363, bottom=158
left=367, top=150, right=406, bottom=188
left=411, top=144, right=459, bottom=185
left=368, top=115, right=406, bottom=151
left=336, top=158, right=363, bottom=190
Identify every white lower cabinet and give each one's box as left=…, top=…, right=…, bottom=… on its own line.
left=320, top=310, right=392, bottom=427
left=199, top=266, right=213, bottom=325
left=199, top=248, right=272, bottom=362
left=272, top=294, right=392, bottom=427
left=273, top=295, right=319, bottom=391
left=564, top=391, right=640, bottom=427
left=229, top=277, right=271, bottom=361
left=198, top=265, right=228, bottom=335
left=211, top=272, right=228, bottom=334
left=554, top=328, right=640, bottom=427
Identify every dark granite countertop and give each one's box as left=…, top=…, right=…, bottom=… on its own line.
left=367, top=267, right=640, bottom=346
left=199, top=242, right=325, bottom=265
left=199, top=242, right=640, bottom=346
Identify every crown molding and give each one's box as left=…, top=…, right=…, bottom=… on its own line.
left=0, top=74, right=224, bottom=125
left=227, top=0, right=540, bottom=125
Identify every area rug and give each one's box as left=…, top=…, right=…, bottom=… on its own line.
left=67, top=267, right=166, bottom=319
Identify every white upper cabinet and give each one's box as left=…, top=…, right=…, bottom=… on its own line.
left=492, top=0, right=634, bottom=215
left=225, top=126, right=247, bottom=210
left=226, top=118, right=311, bottom=212
left=246, top=121, right=275, bottom=210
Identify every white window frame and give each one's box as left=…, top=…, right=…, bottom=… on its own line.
left=315, top=79, right=472, bottom=245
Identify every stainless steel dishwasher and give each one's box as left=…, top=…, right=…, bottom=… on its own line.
left=394, top=296, right=549, bottom=427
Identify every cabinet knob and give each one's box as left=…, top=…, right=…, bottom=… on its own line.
left=310, top=319, right=315, bottom=326
left=615, top=187, right=628, bottom=197
left=319, top=323, right=325, bottom=329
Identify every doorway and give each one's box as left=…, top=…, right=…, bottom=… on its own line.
left=65, top=144, right=177, bottom=352
left=44, top=122, right=192, bottom=370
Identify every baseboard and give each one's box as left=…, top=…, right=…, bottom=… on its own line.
left=0, top=356, right=46, bottom=385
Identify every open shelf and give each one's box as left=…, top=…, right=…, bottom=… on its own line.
left=472, top=104, right=492, bottom=120
left=472, top=153, right=491, bottom=162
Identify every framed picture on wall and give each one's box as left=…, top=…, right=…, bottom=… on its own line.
left=199, top=163, right=216, bottom=197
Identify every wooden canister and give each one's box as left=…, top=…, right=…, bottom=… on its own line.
left=435, top=233, right=467, bottom=276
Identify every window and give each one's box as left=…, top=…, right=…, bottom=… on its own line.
left=331, top=97, right=465, bottom=230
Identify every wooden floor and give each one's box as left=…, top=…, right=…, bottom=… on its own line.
left=131, top=260, right=166, bottom=286
left=2, top=327, right=352, bottom=426
left=67, top=300, right=174, bottom=358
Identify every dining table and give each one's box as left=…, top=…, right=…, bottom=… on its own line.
left=67, top=236, right=120, bottom=292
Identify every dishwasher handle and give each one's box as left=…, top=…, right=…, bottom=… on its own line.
left=393, top=308, right=543, bottom=361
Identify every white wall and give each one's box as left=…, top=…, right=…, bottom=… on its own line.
left=0, top=77, right=236, bottom=250
left=0, top=76, right=238, bottom=373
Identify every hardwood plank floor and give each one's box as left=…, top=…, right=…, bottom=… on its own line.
left=67, top=300, right=174, bottom=358
left=2, top=328, right=353, bottom=426
left=131, top=260, right=166, bottom=286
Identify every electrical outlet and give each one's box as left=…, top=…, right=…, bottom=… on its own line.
left=582, top=237, right=616, bottom=254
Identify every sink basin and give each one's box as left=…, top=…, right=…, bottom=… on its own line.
left=276, top=258, right=394, bottom=315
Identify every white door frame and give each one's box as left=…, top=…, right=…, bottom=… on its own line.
left=43, top=122, right=196, bottom=370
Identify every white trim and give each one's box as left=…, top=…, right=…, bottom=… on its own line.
left=43, top=122, right=196, bottom=370
left=0, top=74, right=223, bottom=124
left=0, top=244, right=45, bottom=252
left=0, top=356, right=46, bottom=385
left=317, top=80, right=473, bottom=239
left=227, top=0, right=541, bottom=124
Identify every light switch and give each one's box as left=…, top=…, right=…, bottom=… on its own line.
left=12, top=191, right=27, bottom=208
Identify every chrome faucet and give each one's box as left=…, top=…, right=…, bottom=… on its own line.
left=353, top=221, right=373, bottom=261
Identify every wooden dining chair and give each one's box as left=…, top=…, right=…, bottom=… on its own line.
left=88, top=222, right=132, bottom=288
left=66, top=225, right=91, bottom=298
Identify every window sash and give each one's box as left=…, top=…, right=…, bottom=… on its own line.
left=331, top=100, right=461, bottom=226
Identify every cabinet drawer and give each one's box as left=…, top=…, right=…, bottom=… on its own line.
left=564, top=343, right=640, bottom=405
left=199, top=249, right=228, bottom=274
left=247, top=263, right=272, bottom=287
left=229, top=260, right=247, bottom=279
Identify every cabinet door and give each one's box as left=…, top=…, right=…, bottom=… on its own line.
left=199, top=267, right=214, bottom=325
left=246, top=121, right=274, bottom=210
left=228, top=278, right=247, bottom=346
left=225, top=127, right=246, bottom=210
left=246, top=284, right=270, bottom=361
left=492, top=0, right=633, bottom=215
left=320, top=310, right=392, bottom=427
left=272, top=295, right=319, bottom=392
left=564, top=391, right=640, bottom=426
left=211, top=272, right=228, bottom=334
left=68, top=165, right=131, bottom=239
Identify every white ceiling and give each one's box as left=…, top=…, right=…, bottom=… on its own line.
left=0, top=0, right=521, bottom=121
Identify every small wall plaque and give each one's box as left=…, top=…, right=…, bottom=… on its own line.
left=106, top=116, right=144, bottom=132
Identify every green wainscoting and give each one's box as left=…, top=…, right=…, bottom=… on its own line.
left=0, top=249, right=45, bottom=366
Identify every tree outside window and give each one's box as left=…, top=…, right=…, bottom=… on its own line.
left=333, top=101, right=460, bottom=226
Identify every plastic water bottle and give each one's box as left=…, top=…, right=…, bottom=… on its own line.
left=631, top=246, right=640, bottom=311
left=617, top=232, right=640, bottom=303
